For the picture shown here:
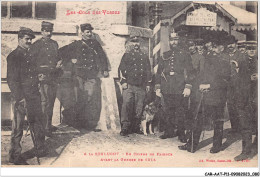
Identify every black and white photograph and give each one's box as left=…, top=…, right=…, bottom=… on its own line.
left=1, top=0, right=258, bottom=173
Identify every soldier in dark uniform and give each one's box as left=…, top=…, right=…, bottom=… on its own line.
left=225, top=36, right=248, bottom=135
left=179, top=39, right=230, bottom=153
left=246, top=42, right=258, bottom=142
left=118, top=36, right=152, bottom=136
left=7, top=27, right=46, bottom=165
left=155, top=32, right=193, bottom=141
left=59, top=23, right=109, bottom=130
left=29, top=21, right=61, bottom=137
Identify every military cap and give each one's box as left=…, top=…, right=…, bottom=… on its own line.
left=169, top=32, right=179, bottom=40
left=41, top=21, right=54, bottom=32
left=246, top=41, right=257, bottom=50
left=187, top=39, right=195, bottom=47
left=129, top=36, right=140, bottom=43
left=80, top=23, right=94, bottom=32
left=237, top=40, right=246, bottom=48
left=18, top=27, right=35, bottom=39
left=226, top=35, right=237, bottom=45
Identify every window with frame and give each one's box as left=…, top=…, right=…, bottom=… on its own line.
left=11, top=1, right=32, bottom=18
left=1, top=1, right=8, bottom=18
left=35, top=2, right=56, bottom=19
left=3, top=1, right=56, bottom=19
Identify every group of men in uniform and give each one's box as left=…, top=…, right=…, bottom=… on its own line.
left=7, top=21, right=108, bottom=165
left=118, top=30, right=257, bottom=162
left=6, top=20, right=257, bottom=165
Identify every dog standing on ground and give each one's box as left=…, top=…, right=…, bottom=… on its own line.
left=141, top=102, right=158, bottom=136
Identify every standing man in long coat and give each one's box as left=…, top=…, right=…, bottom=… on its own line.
left=179, top=39, right=230, bottom=153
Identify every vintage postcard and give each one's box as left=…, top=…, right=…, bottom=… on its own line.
left=1, top=1, right=258, bottom=174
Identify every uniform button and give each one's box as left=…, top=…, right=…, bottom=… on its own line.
left=141, top=59, right=143, bottom=60
left=47, top=48, right=49, bottom=50
left=27, top=61, right=29, bottom=63
left=141, top=64, right=143, bottom=65
left=141, top=74, right=143, bottom=76
left=91, top=60, right=93, bottom=61
left=132, top=53, right=134, bottom=55
left=50, top=61, right=52, bottom=63
left=83, top=54, right=85, bottom=55
left=135, top=69, right=137, bottom=70
left=141, top=69, right=143, bottom=71
left=134, top=64, right=136, bottom=65
left=30, top=76, right=32, bottom=79
left=135, top=74, right=137, bottom=76
left=84, top=65, right=86, bottom=66
left=48, top=55, right=50, bottom=57
left=85, top=59, right=86, bottom=60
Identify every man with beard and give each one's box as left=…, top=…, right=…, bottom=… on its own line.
left=118, top=36, right=152, bottom=136
left=179, top=39, right=230, bottom=153
left=7, top=27, right=46, bottom=165
left=155, top=32, right=193, bottom=141
left=246, top=41, right=258, bottom=152
left=29, top=21, right=61, bottom=137
left=59, top=23, right=109, bottom=130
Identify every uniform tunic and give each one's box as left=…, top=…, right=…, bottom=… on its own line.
left=7, top=46, right=45, bottom=161
left=118, top=49, right=151, bottom=131
left=59, top=39, right=108, bottom=129
left=29, top=38, right=60, bottom=131
left=155, top=47, right=193, bottom=136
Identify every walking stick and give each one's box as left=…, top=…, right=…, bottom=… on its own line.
left=191, top=92, right=204, bottom=153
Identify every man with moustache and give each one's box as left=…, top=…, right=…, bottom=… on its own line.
left=59, top=23, right=109, bottom=130
left=7, top=27, right=46, bottom=165
left=118, top=36, right=152, bottom=136
left=29, top=21, right=61, bottom=137
left=155, top=32, right=193, bottom=141
left=179, top=39, right=230, bottom=153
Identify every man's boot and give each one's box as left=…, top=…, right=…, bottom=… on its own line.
left=210, top=121, right=223, bottom=153
left=234, top=133, right=252, bottom=161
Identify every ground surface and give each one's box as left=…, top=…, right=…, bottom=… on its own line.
left=1, top=120, right=258, bottom=167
